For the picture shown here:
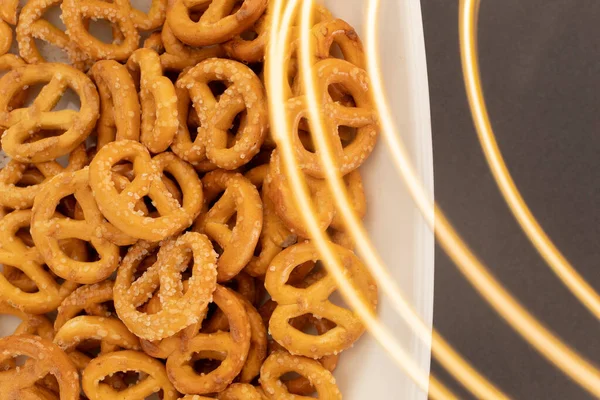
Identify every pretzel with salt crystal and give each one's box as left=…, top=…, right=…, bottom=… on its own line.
left=89, top=140, right=203, bottom=241
left=0, top=334, right=79, bottom=400
left=0, top=63, right=99, bottom=163
left=166, top=0, right=267, bottom=47
left=54, top=280, right=115, bottom=331
left=265, top=241, right=377, bottom=359
left=114, top=232, right=218, bottom=341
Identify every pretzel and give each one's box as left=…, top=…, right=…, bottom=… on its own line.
left=245, top=164, right=297, bottom=277
left=219, top=384, right=268, bottom=400
left=89, top=60, right=141, bottom=149
left=161, top=22, right=225, bottom=70
left=174, top=58, right=268, bottom=169
left=0, top=302, right=54, bottom=340
left=223, top=13, right=268, bottom=63
left=0, top=143, right=87, bottom=210
left=265, top=150, right=334, bottom=237
left=89, top=140, right=203, bottom=241
left=0, top=54, right=28, bottom=113
left=193, top=169, right=262, bottom=282
left=0, top=20, right=10, bottom=56
left=201, top=289, right=266, bottom=383
left=312, top=19, right=365, bottom=68
left=0, top=334, right=80, bottom=400
left=54, top=280, right=115, bottom=331
left=82, top=350, right=179, bottom=400
left=31, top=168, right=137, bottom=284
left=114, top=232, right=218, bottom=341
left=259, top=351, right=341, bottom=400
left=126, top=48, right=179, bottom=153
left=0, top=63, right=100, bottom=163
left=265, top=241, right=377, bottom=359
left=166, top=285, right=251, bottom=394
left=16, top=0, right=91, bottom=70
left=166, top=0, right=267, bottom=47
left=61, top=0, right=140, bottom=61
left=128, top=0, right=168, bottom=31
left=0, top=209, right=81, bottom=313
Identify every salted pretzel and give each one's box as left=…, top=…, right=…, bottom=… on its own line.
left=244, top=164, right=297, bottom=277
left=16, top=0, right=91, bottom=69
left=0, top=334, right=80, bottom=400
left=193, top=169, right=262, bottom=282
left=312, top=18, right=365, bottom=68
left=89, top=60, right=141, bottom=149
left=0, top=143, right=87, bottom=210
left=0, top=20, right=10, bottom=56
left=126, top=48, right=179, bottom=153
left=174, top=58, right=268, bottom=169
left=82, top=350, right=179, bottom=400
left=265, top=150, right=335, bottom=237
left=31, top=168, right=137, bottom=284
left=89, top=140, right=203, bottom=241
left=114, top=232, right=218, bottom=341
left=265, top=240, right=377, bottom=359
left=161, top=22, right=225, bottom=70
left=0, top=209, right=81, bottom=313
left=0, top=63, right=100, bottom=163
left=166, top=0, right=267, bottom=47
left=166, top=285, right=251, bottom=394
left=219, top=384, right=268, bottom=400
left=259, top=351, right=341, bottom=400
left=54, top=280, right=115, bottom=331
left=0, top=302, right=54, bottom=340
left=61, top=0, right=140, bottom=61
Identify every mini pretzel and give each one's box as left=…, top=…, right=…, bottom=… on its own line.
left=259, top=351, right=341, bottom=400
left=82, top=350, right=179, bottom=400
left=223, top=13, right=268, bottom=63
left=0, top=63, right=100, bottom=163
left=0, top=143, right=87, bottom=210
left=265, top=150, right=334, bottom=237
left=0, top=302, right=54, bottom=340
left=0, top=334, right=80, bottom=400
left=219, top=384, right=268, bottom=400
left=175, top=58, right=268, bottom=169
left=166, top=0, right=267, bottom=47
left=126, top=48, right=179, bottom=153
left=54, top=280, right=115, bottom=331
left=0, top=209, right=80, bottom=313
left=313, top=19, right=365, bottom=68
left=89, top=140, right=203, bottom=241
left=17, top=0, right=91, bottom=70
left=61, top=0, right=140, bottom=61
left=89, top=60, right=141, bottom=149
left=114, top=232, right=218, bottom=341
left=166, top=285, right=251, bottom=395
left=31, top=168, right=136, bottom=284
left=193, top=169, right=262, bottom=282
left=265, top=241, right=377, bottom=359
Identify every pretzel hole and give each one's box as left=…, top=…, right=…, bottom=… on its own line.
left=88, top=20, right=122, bottom=45
left=191, top=351, right=225, bottom=375
left=287, top=261, right=326, bottom=288
left=337, top=125, right=358, bottom=147
left=208, top=80, right=228, bottom=99
left=240, top=30, right=259, bottom=41
left=15, top=227, right=34, bottom=248
left=0, top=314, right=24, bottom=338
left=329, top=42, right=344, bottom=60
left=328, top=84, right=357, bottom=108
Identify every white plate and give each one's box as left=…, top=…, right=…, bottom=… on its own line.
left=0, top=0, right=434, bottom=398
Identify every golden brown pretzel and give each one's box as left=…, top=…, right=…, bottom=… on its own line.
left=126, top=48, right=179, bottom=153
left=31, top=168, right=136, bottom=284
left=0, top=334, right=80, bottom=400
left=61, top=0, right=140, bottom=61
left=0, top=0, right=18, bottom=24
left=259, top=351, right=341, bottom=399
left=193, top=169, right=262, bottom=282
left=0, top=20, right=11, bottom=56
left=166, top=0, right=267, bottom=47
left=0, top=209, right=80, bottom=313
left=114, top=232, right=218, bottom=340
left=54, top=280, right=115, bottom=331
left=0, top=63, right=99, bottom=163
left=219, top=384, right=268, bottom=400
left=223, top=13, right=268, bottom=63
left=89, top=140, right=203, bottom=241
left=174, top=58, right=268, bottom=169
left=0, top=143, right=87, bottom=210
left=312, top=18, right=365, bottom=68
left=265, top=241, right=377, bottom=359
left=89, top=60, right=141, bottom=149
left=17, top=0, right=91, bottom=69
left=265, top=150, right=334, bottom=237
left=166, top=285, right=251, bottom=395
left=82, top=350, right=179, bottom=400
left=161, top=22, right=225, bottom=69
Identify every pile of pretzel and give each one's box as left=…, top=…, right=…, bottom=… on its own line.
left=0, top=0, right=379, bottom=399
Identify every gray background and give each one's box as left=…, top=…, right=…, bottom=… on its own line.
left=421, top=1, right=600, bottom=398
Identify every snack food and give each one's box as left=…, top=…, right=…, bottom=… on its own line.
left=0, top=1, right=379, bottom=397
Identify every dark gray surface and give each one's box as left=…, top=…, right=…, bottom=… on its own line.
left=422, top=1, right=600, bottom=398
